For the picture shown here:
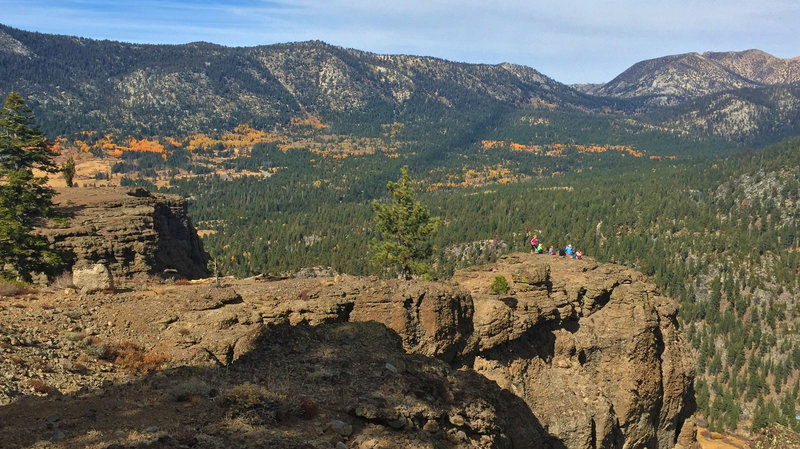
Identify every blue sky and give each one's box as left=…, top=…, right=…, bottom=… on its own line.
left=1, top=0, right=798, bottom=84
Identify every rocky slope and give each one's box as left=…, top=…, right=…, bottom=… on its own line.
left=0, top=253, right=696, bottom=449
left=570, top=49, right=800, bottom=143
left=582, top=50, right=800, bottom=106
left=651, top=85, right=800, bottom=142
left=38, top=187, right=209, bottom=280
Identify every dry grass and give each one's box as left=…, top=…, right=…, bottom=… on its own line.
left=50, top=272, right=75, bottom=289
left=27, top=378, right=53, bottom=394
left=697, top=427, right=750, bottom=449
left=0, top=280, right=23, bottom=297
left=102, top=341, right=170, bottom=374
left=221, top=383, right=298, bottom=426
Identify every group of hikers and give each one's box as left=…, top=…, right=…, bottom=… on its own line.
left=529, top=235, right=583, bottom=259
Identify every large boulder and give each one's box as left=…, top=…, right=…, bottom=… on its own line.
left=72, top=263, right=113, bottom=292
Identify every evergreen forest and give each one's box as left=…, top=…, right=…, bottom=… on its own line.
left=164, top=135, right=800, bottom=434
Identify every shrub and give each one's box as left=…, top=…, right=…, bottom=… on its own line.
left=102, top=341, right=169, bottom=374
left=80, top=338, right=168, bottom=374
left=490, top=275, right=509, bottom=294
left=80, top=336, right=107, bottom=359
left=50, top=272, right=75, bottom=289
left=0, top=280, right=23, bottom=296
left=298, top=397, right=319, bottom=419
left=221, top=383, right=296, bottom=425
left=27, top=378, right=52, bottom=394
left=171, top=378, right=212, bottom=402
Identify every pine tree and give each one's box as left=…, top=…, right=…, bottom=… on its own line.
left=0, top=92, right=61, bottom=281
left=370, top=166, right=440, bottom=279
left=62, top=156, right=75, bottom=187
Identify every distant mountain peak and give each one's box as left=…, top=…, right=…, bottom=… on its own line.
left=591, top=49, right=800, bottom=106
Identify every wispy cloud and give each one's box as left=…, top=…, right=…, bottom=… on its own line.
left=1, top=0, right=798, bottom=83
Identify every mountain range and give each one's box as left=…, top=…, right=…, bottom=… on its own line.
left=0, top=24, right=604, bottom=137
left=1, top=24, right=799, bottom=147
left=576, top=50, right=800, bottom=104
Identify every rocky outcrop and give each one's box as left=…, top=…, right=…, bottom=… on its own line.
left=349, top=280, right=474, bottom=362
left=0, top=253, right=695, bottom=449
left=40, top=187, right=209, bottom=280
left=453, top=255, right=695, bottom=449
left=227, top=253, right=696, bottom=448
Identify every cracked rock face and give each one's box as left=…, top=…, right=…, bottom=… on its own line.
left=447, top=254, right=696, bottom=449
left=39, top=187, right=210, bottom=280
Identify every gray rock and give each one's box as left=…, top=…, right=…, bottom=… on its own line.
left=328, top=420, right=353, bottom=437
left=73, top=264, right=114, bottom=292
left=387, top=417, right=407, bottom=429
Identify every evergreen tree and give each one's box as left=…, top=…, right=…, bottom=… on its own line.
left=62, top=156, right=75, bottom=187
left=0, top=92, right=61, bottom=281
left=370, top=165, right=440, bottom=279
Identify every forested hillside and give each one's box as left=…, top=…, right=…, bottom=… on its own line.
left=0, top=24, right=609, bottom=139
left=3, top=23, right=799, bottom=154
left=169, top=137, right=800, bottom=434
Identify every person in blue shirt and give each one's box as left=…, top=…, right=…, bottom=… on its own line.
left=565, top=244, right=573, bottom=256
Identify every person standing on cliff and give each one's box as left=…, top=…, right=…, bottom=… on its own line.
left=530, top=235, right=539, bottom=252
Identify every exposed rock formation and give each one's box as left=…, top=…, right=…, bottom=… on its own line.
left=39, top=187, right=209, bottom=280
left=349, top=280, right=474, bottom=362
left=0, top=253, right=695, bottom=449
left=226, top=253, right=696, bottom=448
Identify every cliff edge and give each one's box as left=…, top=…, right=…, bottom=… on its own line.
left=0, top=253, right=696, bottom=449
left=39, top=187, right=209, bottom=280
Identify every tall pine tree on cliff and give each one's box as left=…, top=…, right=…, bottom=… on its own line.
left=370, top=165, right=440, bottom=279
left=0, top=91, right=61, bottom=281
